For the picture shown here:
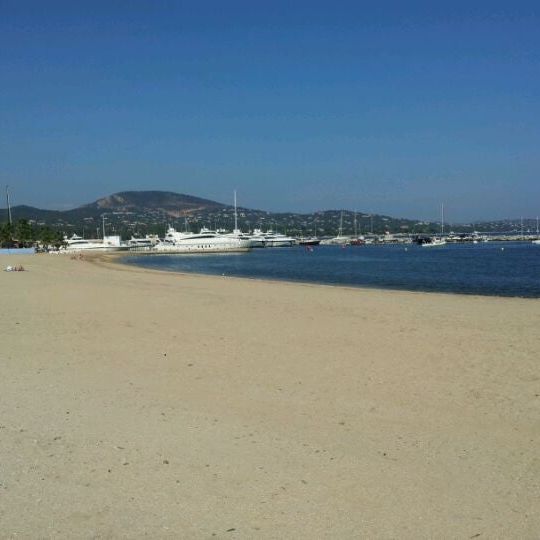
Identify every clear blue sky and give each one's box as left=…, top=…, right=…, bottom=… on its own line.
left=1, top=1, right=539, bottom=221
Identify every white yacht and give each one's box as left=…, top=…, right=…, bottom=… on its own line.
left=250, top=229, right=296, bottom=247
left=127, top=235, right=159, bottom=249
left=151, top=226, right=253, bottom=254
left=223, top=228, right=265, bottom=248
left=62, top=234, right=127, bottom=252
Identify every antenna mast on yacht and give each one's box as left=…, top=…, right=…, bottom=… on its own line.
left=6, top=185, right=12, bottom=225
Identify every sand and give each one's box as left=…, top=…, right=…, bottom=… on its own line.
left=1, top=252, right=539, bottom=539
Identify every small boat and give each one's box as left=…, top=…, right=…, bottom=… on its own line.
left=421, top=237, right=447, bottom=247
left=298, top=237, right=321, bottom=246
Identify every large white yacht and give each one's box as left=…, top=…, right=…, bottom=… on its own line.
left=250, top=229, right=296, bottom=247
left=151, top=227, right=254, bottom=254
left=223, top=228, right=266, bottom=248
left=62, top=234, right=128, bottom=252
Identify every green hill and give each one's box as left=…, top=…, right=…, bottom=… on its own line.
left=1, top=190, right=534, bottom=237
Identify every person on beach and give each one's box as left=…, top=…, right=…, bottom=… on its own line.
left=4, top=265, right=25, bottom=271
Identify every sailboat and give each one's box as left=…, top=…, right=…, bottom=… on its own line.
left=349, top=211, right=365, bottom=246
left=422, top=204, right=447, bottom=247
left=320, top=211, right=349, bottom=245
left=224, top=191, right=265, bottom=247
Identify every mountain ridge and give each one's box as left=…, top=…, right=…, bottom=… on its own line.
left=0, top=190, right=536, bottom=235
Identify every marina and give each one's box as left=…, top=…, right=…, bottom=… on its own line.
left=2, top=3, right=540, bottom=537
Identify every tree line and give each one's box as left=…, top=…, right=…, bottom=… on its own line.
left=0, top=219, right=64, bottom=249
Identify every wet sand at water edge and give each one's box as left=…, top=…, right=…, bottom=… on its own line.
left=1, top=252, right=539, bottom=538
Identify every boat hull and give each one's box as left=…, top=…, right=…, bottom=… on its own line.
left=63, top=246, right=128, bottom=252
left=265, top=240, right=295, bottom=247
left=421, top=239, right=447, bottom=247
left=136, top=246, right=251, bottom=254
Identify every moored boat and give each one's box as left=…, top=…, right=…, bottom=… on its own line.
left=421, top=237, right=447, bottom=247
left=149, top=227, right=254, bottom=254
left=298, top=237, right=321, bottom=246
left=127, top=235, right=159, bottom=249
left=62, top=234, right=128, bottom=252
left=250, top=229, right=296, bottom=247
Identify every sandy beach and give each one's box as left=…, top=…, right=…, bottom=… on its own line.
left=1, top=252, right=539, bottom=539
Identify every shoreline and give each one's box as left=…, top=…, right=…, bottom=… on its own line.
left=1, top=252, right=539, bottom=538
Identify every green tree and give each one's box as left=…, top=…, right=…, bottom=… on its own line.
left=39, top=226, right=55, bottom=247
left=0, top=222, right=14, bottom=247
left=38, top=227, right=65, bottom=249
left=15, top=219, right=33, bottom=246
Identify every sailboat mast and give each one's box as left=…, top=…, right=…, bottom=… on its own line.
left=234, top=190, right=238, bottom=231
left=6, top=185, right=12, bottom=225
left=102, top=215, right=106, bottom=239
left=441, top=203, right=444, bottom=237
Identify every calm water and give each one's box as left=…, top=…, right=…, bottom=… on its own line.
left=124, top=242, right=540, bottom=298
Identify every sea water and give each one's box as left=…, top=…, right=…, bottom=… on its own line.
left=123, top=242, right=540, bottom=298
